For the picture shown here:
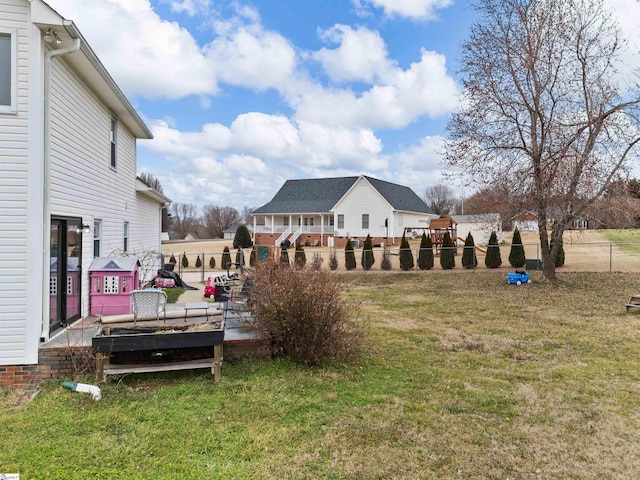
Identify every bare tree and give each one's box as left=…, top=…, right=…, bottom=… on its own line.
left=201, top=205, right=240, bottom=239
left=240, top=206, right=255, bottom=225
left=137, top=171, right=164, bottom=193
left=422, top=184, right=457, bottom=215
left=170, top=202, right=199, bottom=239
left=446, top=0, right=640, bottom=281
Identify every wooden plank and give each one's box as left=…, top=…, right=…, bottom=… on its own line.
left=103, top=358, right=215, bottom=376
left=213, top=345, right=223, bottom=383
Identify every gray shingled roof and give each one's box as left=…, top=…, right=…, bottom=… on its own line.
left=252, top=176, right=434, bottom=215
left=89, top=257, right=140, bottom=272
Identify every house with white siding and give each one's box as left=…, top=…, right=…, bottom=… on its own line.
left=452, top=214, right=502, bottom=246
left=252, top=176, right=436, bottom=248
left=0, top=0, right=169, bottom=383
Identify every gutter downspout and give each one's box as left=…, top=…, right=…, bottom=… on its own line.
left=41, top=37, right=81, bottom=339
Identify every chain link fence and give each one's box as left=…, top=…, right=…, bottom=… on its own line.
left=163, top=241, right=640, bottom=279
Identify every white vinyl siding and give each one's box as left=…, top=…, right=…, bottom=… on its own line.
left=0, top=0, right=33, bottom=364
left=47, top=57, right=160, bottom=316
left=334, top=178, right=389, bottom=237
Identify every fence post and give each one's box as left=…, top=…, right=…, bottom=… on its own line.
left=201, top=252, right=205, bottom=282
left=610, top=242, right=613, bottom=273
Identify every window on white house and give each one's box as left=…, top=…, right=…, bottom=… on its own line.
left=0, top=29, right=16, bottom=113
left=110, top=117, right=117, bottom=168
left=283, top=217, right=289, bottom=227
left=123, top=221, right=129, bottom=252
left=362, top=214, right=369, bottom=229
left=329, top=216, right=334, bottom=227
left=93, top=220, right=102, bottom=258
left=338, top=214, right=344, bottom=229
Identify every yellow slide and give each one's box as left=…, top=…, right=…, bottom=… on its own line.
left=457, top=237, right=487, bottom=254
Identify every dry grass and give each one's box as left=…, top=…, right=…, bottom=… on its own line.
left=2, top=271, right=640, bottom=478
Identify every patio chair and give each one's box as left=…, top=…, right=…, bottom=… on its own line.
left=220, top=277, right=254, bottom=323
left=130, top=289, right=167, bottom=323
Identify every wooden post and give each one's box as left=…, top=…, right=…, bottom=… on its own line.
left=95, top=353, right=106, bottom=383
left=212, top=344, right=223, bottom=383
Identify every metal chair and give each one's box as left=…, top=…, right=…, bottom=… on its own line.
left=130, top=289, right=167, bottom=323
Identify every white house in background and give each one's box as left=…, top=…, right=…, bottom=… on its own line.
left=452, top=214, right=502, bottom=245
left=0, top=0, right=169, bottom=376
left=512, top=211, right=539, bottom=232
left=252, top=175, right=436, bottom=248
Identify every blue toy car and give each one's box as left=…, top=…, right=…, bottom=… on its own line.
left=507, top=269, right=531, bottom=285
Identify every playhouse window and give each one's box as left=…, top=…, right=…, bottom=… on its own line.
left=50, top=277, right=57, bottom=296
left=66, top=276, right=73, bottom=295
left=104, top=276, right=119, bottom=294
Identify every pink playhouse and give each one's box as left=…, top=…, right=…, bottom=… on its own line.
left=89, top=257, right=140, bottom=316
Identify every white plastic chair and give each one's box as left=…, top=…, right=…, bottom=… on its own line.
left=130, top=289, right=167, bottom=323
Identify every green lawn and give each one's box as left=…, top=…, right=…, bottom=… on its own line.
left=2, top=271, right=640, bottom=479
left=601, top=229, right=640, bottom=254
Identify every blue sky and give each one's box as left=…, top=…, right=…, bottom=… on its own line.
left=45, top=0, right=640, bottom=212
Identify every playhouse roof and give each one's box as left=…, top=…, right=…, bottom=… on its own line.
left=89, top=257, right=140, bottom=272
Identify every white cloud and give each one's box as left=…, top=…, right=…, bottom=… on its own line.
left=167, top=0, right=212, bottom=16
left=294, top=49, right=458, bottom=129
left=354, top=0, right=453, bottom=20
left=314, top=25, right=395, bottom=83
left=230, top=113, right=300, bottom=158
left=48, top=0, right=217, bottom=99
left=206, top=27, right=297, bottom=91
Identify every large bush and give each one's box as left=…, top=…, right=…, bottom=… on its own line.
left=399, top=234, right=414, bottom=271
left=440, top=232, right=456, bottom=270
left=484, top=231, right=502, bottom=268
left=233, top=224, right=253, bottom=249
left=417, top=233, right=434, bottom=270
left=345, top=239, right=357, bottom=270
left=250, top=261, right=364, bottom=366
left=361, top=234, right=375, bottom=270
left=461, top=232, right=478, bottom=269
left=509, top=228, right=526, bottom=268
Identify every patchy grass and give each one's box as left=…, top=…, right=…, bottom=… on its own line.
left=162, top=286, right=185, bottom=304
left=2, top=272, right=640, bottom=478
left=601, top=229, right=640, bottom=254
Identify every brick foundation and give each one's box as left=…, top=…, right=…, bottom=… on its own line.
left=0, top=338, right=270, bottom=389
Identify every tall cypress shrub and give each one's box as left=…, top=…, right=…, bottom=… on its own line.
left=209, top=256, right=216, bottom=269
left=280, top=246, right=290, bottom=266
left=381, top=248, right=392, bottom=270
left=361, top=234, right=375, bottom=270
left=440, top=232, right=455, bottom=270
left=195, top=255, right=202, bottom=268
left=417, top=233, right=434, bottom=270
left=461, top=232, right=478, bottom=269
left=550, top=240, right=565, bottom=267
left=345, top=239, right=357, bottom=270
left=508, top=228, right=526, bottom=268
left=250, top=246, right=256, bottom=267
left=399, top=234, right=414, bottom=271
left=181, top=252, right=189, bottom=268
left=169, top=254, right=177, bottom=265
left=485, top=230, right=502, bottom=268
left=294, top=242, right=306, bottom=267
left=221, top=247, right=232, bottom=270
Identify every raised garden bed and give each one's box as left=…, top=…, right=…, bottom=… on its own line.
left=92, top=322, right=224, bottom=383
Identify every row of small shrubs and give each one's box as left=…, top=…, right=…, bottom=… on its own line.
left=326, top=228, right=565, bottom=271
left=168, top=247, right=258, bottom=270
